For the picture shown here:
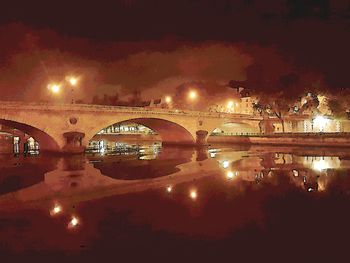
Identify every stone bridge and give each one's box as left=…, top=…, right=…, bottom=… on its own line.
left=0, top=101, right=263, bottom=153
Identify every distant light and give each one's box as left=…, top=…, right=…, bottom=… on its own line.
left=227, top=100, right=234, bottom=108
left=188, top=90, right=197, bottom=100
left=227, top=171, right=234, bottom=180
left=50, top=204, right=62, bottom=216
left=166, top=186, right=172, bottom=193
left=222, top=160, right=229, bottom=169
left=313, top=115, right=328, bottom=131
left=190, top=190, right=197, bottom=200
left=165, top=96, right=172, bottom=103
left=210, top=152, right=216, bottom=158
left=308, top=187, right=314, bottom=192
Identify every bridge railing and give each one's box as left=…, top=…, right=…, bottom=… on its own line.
left=0, top=100, right=263, bottom=120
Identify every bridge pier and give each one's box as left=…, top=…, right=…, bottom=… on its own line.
left=196, top=130, right=209, bottom=146
left=61, top=132, right=86, bottom=154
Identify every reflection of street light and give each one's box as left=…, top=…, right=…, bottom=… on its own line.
left=190, top=189, right=197, bottom=200
left=68, top=216, right=80, bottom=229
left=222, top=160, right=229, bottom=169
left=50, top=204, right=62, bottom=216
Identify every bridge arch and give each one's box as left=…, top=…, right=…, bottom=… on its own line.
left=209, top=121, right=260, bottom=136
left=0, top=119, right=60, bottom=152
left=85, top=117, right=196, bottom=146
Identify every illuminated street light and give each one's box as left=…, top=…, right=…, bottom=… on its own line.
left=188, top=90, right=197, bottom=100
left=166, top=185, right=173, bottom=193
left=313, top=115, right=328, bottom=132
left=68, top=76, right=78, bottom=86
left=65, top=76, right=80, bottom=104
left=227, top=100, right=234, bottom=109
left=165, top=96, right=172, bottom=103
left=47, top=83, right=61, bottom=94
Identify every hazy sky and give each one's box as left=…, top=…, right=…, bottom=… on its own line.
left=0, top=0, right=349, bottom=103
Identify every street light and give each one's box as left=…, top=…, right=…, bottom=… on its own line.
left=313, top=115, right=328, bottom=132
left=165, top=96, right=172, bottom=103
left=188, top=90, right=197, bottom=100
left=66, top=76, right=79, bottom=104
left=68, top=77, right=78, bottom=86
left=47, top=83, right=61, bottom=94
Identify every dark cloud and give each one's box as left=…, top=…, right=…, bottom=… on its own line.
left=0, top=0, right=349, bottom=104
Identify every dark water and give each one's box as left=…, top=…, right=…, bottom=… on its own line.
left=1, top=144, right=350, bottom=262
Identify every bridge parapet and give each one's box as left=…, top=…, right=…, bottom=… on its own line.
left=0, top=101, right=261, bottom=120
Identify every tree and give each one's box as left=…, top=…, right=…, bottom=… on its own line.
left=257, top=91, right=293, bottom=132
left=326, top=90, right=350, bottom=119
left=92, top=95, right=100, bottom=104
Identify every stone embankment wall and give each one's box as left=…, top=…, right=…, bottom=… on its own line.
left=208, top=133, right=350, bottom=147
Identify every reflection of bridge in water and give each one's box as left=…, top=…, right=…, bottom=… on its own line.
left=1, top=145, right=350, bottom=211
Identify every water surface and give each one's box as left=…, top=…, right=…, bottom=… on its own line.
left=1, top=144, right=350, bottom=262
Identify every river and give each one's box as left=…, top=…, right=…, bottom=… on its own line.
left=1, top=143, right=350, bottom=262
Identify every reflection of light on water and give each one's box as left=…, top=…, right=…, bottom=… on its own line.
left=227, top=171, right=234, bottom=180
left=318, top=180, right=326, bottom=192
left=312, top=159, right=329, bottom=172
left=50, top=204, right=62, bottom=216
left=208, top=148, right=219, bottom=153
left=292, top=169, right=299, bottom=177
left=222, top=160, right=229, bottom=169
left=68, top=216, right=80, bottom=229
left=303, top=156, right=340, bottom=171
left=190, top=190, right=197, bottom=200
left=139, top=154, right=157, bottom=160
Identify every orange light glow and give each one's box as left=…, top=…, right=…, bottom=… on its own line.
left=188, top=90, right=197, bottom=100
left=68, top=216, right=80, bottom=229
left=68, top=77, right=78, bottom=86
left=49, top=204, right=62, bottom=216
left=227, top=171, right=234, bottom=179
left=48, top=83, right=61, bottom=94
left=165, top=96, right=172, bottom=103
left=190, top=190, right=197, bottom=200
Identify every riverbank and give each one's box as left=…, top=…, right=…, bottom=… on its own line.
left=208, top=133, right=350, bottom=147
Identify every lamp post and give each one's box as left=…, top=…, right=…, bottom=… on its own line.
left=188, top=90, right=198, bottom=110
left=66, top=76, right=78, bottom=104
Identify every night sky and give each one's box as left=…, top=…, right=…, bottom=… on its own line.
left=0, top=0, right=349, bottom=103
